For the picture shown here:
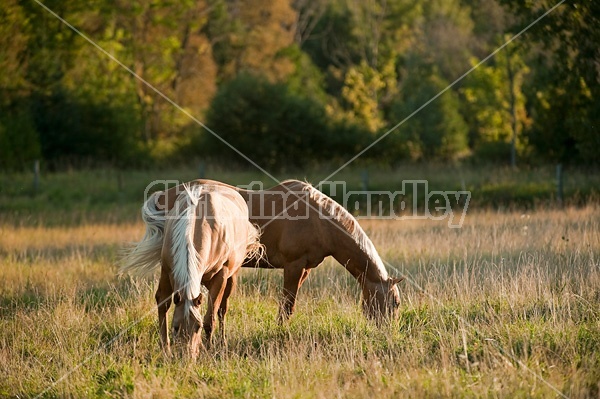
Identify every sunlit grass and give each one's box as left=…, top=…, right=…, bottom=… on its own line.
left=0, top=204, right=598, bottom=397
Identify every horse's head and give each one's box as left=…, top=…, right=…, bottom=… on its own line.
left=361, top=277, right=403, bottom=323
left=171, top=291, right=204, bottom=358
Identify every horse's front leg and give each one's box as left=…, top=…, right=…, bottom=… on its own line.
left=203, top=268, right=227, bottom=348
left=280, top=262, right=310, bottom=322
left=217, top=273, right=238, bottom=348
left=155, top=268, right=173, bottom=355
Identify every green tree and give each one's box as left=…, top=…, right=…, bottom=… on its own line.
left=300, top=0, right=419, bottom=72
left=107, top=0, right=217, bottom=142
left=199, top=74, right=344, bottom=169
left=411, top=0, right=476, bottom=81
left=340, top=60, right=397, bottom=134
left=0, top=0, right=29, bottom=98
left=499, top=0, right=600, bottom=165
left=299, top=0, right=420, bottom=135
left=17, top=0, right=88, bottom=92
left=30, top=89, right=143, bottom=167
left=15, top=0, right=220, bottom=165
left=278, top=44, right=329, bottom=106
left=388, top=65, right=469, bottom=161
left=0, top=103, right=41, bottom=170
left=206, top=0, right=297, bottom=81
left=461, top=41, right=531, bottom=164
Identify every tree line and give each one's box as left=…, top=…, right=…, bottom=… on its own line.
left=0, top=0, right=597, bottom=170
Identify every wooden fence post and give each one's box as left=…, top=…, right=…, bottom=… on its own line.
left=33, top=160, right=40, bottom=195
left=556, top=163, right=563, bottom=207
left=117, top=170, right=123, bottom=192
left=361, top=169, right=369, bottom=191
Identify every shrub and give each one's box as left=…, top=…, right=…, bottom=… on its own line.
left=30, top=88, right=145, bottom=168
left=198, top=73, right=349, bottom=170
left=0, top=100, right=41, bottom=170
left=387, top=67, right=469, bottom=161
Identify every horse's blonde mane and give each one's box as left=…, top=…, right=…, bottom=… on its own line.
left=283, top=180, right=388, bottom=279
left=170, top=184, right=204, bottom=323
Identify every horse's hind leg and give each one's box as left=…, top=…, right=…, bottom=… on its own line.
left=203, top=268, right=227, bottom=348
left=155, top=267, right=173, bottom=355
left=217, top=273, right=238, bottom=347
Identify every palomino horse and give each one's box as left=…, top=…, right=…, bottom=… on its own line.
left=120, top=183, right=263, bottom=358
left=152, top=179, right=402, bottom=323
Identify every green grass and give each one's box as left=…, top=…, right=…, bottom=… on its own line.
left=1, top=164, right=598, bottom=226
left=0, top=166, right=599, bottom=397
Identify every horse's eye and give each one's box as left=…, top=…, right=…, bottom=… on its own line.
left=173, top=292, right=181, bottom=305
left=193, top=295, right=202, bottom=307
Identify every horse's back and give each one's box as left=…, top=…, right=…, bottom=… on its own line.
left=160, top=179, right=327, bottom=269
left=245, top=180, right=332, bottom=268
left=162, top=184, right=254, bottom=269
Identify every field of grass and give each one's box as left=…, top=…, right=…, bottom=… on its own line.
left=1, top=167, right=599, bottom=398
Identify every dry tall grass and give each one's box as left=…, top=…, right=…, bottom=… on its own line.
left=0, top=206, right=598, bottom=398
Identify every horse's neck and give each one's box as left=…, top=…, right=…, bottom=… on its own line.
left=240, top=189, right=287, bottom=225
left=236, top=183, right=388, bottom=285
left=330, top=222, right=388, bottom=285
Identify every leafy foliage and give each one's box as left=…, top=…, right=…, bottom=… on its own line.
left=198, top=73, right=364, bottom=169
left=30, top=89, right=144, bottom=167
left=0, top=0, right=597, bottom=169
left=461, top=43, right=530, bottom=163
left=498, top=0, right=600, bottom=165
left=388, top=65, right=469, bottom=161
left=0, top=101, right=41, bottom=170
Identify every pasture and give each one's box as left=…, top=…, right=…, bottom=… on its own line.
left=0, top=167, right=599, bottom=398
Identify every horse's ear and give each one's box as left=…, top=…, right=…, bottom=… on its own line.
left=390, top=277, right=404, bottom=286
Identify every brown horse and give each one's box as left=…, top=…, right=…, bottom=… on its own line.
left=120, top=183, right=263, bottom=358
left=152, top=179, right=402, bottom=323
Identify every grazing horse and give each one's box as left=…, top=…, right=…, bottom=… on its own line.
left=152, top=179, right=403, bottom=323
left=120, top=183, right=263, bottom=358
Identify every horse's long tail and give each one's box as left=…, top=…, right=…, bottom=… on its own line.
left=119, top=191, right=166, bottom=277
left=170, top=184, right=203, bottom=323
left=244, top=221, right=265, bottom=266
